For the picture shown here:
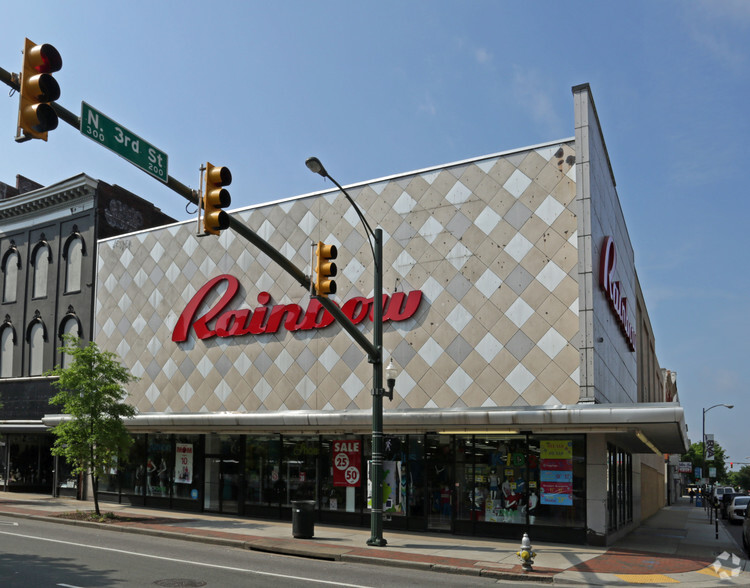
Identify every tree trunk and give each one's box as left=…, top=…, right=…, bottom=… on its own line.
left=92, top=473, right=100, bottom=516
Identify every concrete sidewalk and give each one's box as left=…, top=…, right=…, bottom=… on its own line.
left=0, top=492, right=747, bottom=585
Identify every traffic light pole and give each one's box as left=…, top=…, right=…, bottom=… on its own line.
left=4, top=55, right=388, bottom=543
left=1, top=62, right=376, bottom=358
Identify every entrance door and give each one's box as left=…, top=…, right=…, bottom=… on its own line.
left=425, top=434, right=454, bottom=531
left=204, top=456, right=240, bottom=514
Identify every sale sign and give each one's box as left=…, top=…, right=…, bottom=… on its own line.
left=174, top=443, right=193, bottom=484
left=333, top=440, right=361, bottom=487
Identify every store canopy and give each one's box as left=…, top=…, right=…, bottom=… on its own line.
left=43, top=402, right=687, bottom=455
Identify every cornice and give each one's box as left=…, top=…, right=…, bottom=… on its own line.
left=0, top=174, right=99, bottom=221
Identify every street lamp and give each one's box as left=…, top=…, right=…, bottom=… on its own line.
left=702, top=403, right=733, bottom=485
left=306, top=156, right=393, bottom=547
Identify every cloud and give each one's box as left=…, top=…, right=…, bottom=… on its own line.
left=475, top=47, right=492, bottom=65
left=511, top=67, right=565, bottom=135
left=685, top=1, right=750, bottom=73
left=417, top=93, right=437, bottom=116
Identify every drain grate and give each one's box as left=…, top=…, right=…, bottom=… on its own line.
left=154, top=580, right=207, bottom=587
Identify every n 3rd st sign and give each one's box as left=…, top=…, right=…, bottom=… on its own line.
left=80, top=102, right=168, bottom=182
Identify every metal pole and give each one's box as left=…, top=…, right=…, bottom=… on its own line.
left=368, top=228, right=386, bottom=547
left=702, top=408, right=706, bottom=490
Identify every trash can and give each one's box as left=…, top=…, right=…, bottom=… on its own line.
left=292, top=500, right=315, bottom=538
left=696, top=496, right=702, bottom=507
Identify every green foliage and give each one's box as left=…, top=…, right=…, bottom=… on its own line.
left=681, top=441, right=730, bottom=483
left=46, top=335, right=137, bottom=514
left=728, top=466, right=750, bottom=491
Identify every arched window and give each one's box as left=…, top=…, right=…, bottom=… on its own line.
left=58, top=307, right=83, bottom=369
left=63, top=229, right=86, bottom=294
left=26, top=311, right=48, bottom=376
left=2, top=244, right=20, bottom=303
left=31, top=237, right=52, bottom=300
left=0, top=316, right=16, bottom=378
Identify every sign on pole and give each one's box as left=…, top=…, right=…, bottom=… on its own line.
left=705, top=434, right=715, bottom=460
left=80, top=102, right=168, bottom=182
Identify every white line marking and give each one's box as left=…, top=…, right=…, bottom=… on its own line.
left=0, top=530, right=372, bottom=587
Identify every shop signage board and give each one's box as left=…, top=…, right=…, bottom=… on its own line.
left=599, top=236, right=637, bottom=351
left=172, top=274, right=423, bottom=342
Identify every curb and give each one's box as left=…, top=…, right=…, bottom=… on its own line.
left=1, top=507, right=557, bottom=582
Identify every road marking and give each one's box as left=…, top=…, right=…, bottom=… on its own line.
left=615, top=574, right=678, bottom=583
left=0, top=530, right=372, bottom=587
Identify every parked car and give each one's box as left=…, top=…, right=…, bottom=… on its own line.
left=744, top=507, right=750, bottom=555
left=727, top=496, right=750, bottom=524
left=712, top=486, right=736, bottom=518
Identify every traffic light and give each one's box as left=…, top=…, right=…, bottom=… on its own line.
left=203, top=163, right=232, bottom=235
left=730, top=462, right=733, bottom=469
left=314, top=241, right=337, bottom=298
left=16, top=38, right=62, bottom=142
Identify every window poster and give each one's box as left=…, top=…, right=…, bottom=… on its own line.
left=332, top=439, right=361, bottom=487
left=367, top=460, right=406, bottom=514
left=540, top=440, right=573, bottom=506
left=175, top=443, right=193, bottom=484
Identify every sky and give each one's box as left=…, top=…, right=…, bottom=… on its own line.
left=1, top=1, right=749, bottom=470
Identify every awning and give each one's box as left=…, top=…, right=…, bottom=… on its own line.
left=42, top=401, right=688, bottom=454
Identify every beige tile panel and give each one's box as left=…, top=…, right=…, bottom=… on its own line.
left=95, top=142, right=585, bottom=414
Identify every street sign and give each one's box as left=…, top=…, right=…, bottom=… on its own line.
left=80, top=102, right=168, bottom=182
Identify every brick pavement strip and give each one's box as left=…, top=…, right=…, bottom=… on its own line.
left=566, top=548, right=715, bottom=575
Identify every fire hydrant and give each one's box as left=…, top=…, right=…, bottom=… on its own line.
left=516, top=532, right=536, bottom=572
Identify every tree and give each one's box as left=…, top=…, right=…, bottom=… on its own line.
left=47, top=335, right=137, bottom=516
left=681, top=441, right=730, bottom=484
left=728, top=465, right=750, bottom=492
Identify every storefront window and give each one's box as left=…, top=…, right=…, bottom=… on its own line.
left=245, top=435, right=281, bottom=506
left=320, top=435, right=363, bottom=512
left=6, top=434, right=53, bottom=492
left=607, top=443, right=632, bottom=531
left=382, top=435, right=407, bottom=515
left=425, top=434, right=454, bottom=530
left=408, top=436, right=425, bottom=517
left=528, top=435, right=585, bottom=528
left=465, top=435, right=526, bottom=524
left=282, top=436, right=318, bottom=505
left=98, top=455, right=120, bottom=493
left=122, top=434, right=146, bottom=496
left=147, top=434, right=173, bottom=498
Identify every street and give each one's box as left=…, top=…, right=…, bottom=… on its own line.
left=720, top=511, right=748, bottom=556
left=0, top=515, right=500, bottom=587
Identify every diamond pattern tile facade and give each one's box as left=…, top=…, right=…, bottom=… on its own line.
left=95, top=141, right=580, bottom=414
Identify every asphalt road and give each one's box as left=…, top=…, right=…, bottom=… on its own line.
left=0, top=515, right=500, bottom=587
left=722, top=514, right=748, bottom=556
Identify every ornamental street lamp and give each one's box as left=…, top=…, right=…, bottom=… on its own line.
left=702, top=403, right=733, bottom=485
left=306, top=156, right=394, bottom=547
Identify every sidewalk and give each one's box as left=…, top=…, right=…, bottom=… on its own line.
left=0, top=492, right=747, bottom=585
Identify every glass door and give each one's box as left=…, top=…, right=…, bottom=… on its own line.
left=425, top=434, right=454, bottom=531
left=204, top=456, right=240, bottom=514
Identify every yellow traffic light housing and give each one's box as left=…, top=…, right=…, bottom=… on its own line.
left=16, top=38, right=62, bottom=142
left=314, top=241, right=337, bottom=298
left=203, top=163, right=232, bottom=235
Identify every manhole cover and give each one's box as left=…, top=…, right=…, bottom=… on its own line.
left=154, top=580, right=207, bottom=587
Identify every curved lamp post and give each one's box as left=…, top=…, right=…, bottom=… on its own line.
left=306, top=156, right=395, bottom=547
left=702, top=403, right=733, bottom=485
